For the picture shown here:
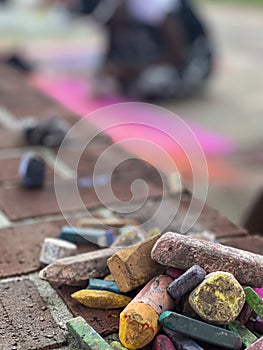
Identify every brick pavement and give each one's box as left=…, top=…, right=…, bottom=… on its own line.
left=0, top=64, right=261, bottom=349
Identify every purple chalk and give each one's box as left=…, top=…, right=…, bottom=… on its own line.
left=167, top=265, right=206, bottom=300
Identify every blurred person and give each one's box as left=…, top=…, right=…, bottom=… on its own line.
left=92, top=0, right=214, bottom=100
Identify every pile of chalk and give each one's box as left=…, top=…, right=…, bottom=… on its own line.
left=40, top=232, right=263, bottom=349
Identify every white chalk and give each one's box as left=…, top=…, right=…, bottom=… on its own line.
left=40, top=238, right=77, bottom=265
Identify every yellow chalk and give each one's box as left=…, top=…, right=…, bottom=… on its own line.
left=119, top=302, right=159, bottom=349
left=71, top=290, right=131, bottom=309
left=104, top=274, right=115, bottom=281
left=189, top=271, right=245, bottom=325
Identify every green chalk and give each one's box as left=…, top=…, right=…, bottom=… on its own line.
left=159, top=311, right=242, bottom=350
left=110, top=341, right=128, bottom=349
left=228, top=320, right=258, bottom=347
left=244, top=287, right=263, bottom=319
left=66, top=316, right=112, bottom=350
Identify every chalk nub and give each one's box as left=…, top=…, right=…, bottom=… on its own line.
left=108, top=235, right=165, bottom=293
left=71, top=290, right=131, bottom=309
left=151, top=232, right=263, bottom=287
left=39, top=247, right=120, bottom=285
left=119, top=275, right=175, bottom=349
left=39, top=238, right=77, bottom=265
left=66, top=316, right=112, bottom=350
left=189, top=271, right=245, bottom=325
left=152, top=334, right=176, bottom=350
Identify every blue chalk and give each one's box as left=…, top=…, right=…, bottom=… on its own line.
left=19, top=152, right=45, bottom=188
left=59, top=226, right=106, bottom=245
left=87, top=278, right=121, bottom=294
left=163, top=328, right=204, bottom=350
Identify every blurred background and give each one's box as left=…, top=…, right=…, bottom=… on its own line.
left=0, top=0, right=263, bottom=229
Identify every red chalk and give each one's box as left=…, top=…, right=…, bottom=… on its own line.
left=165, top=267, right=185, bottom=279
left=153, top=334, right=176, bottom=350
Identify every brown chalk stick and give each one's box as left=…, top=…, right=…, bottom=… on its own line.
left=107, top=235, right=165, bottom=293
left=151, top=232, right=263, bottom=287
left=39, top=247, right=120, bottom=285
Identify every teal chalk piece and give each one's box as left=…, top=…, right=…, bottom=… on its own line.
left=59, top=226, right=115, bottom=247
left=159, top=311, right=242, bottom=350
left=87, top=278, right=121, bottom=294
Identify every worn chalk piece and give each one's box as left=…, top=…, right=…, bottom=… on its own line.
left=165, top=267, right=185, bottom=280
left=245, top=337, right=263, bottom=350
left=87, top=278, right=121, bottom=294
left=152, top=334, right=176, bottom=350
left=108, top=235, right=165, bottom=293
left=110, top=341, right=128, bottom=350
left=189, top=271, right=245, bottom=325
left=163, top=328, right=204, bottom=350
left=237, top=304, right=253, bottom=325
left=159, top=311, right=242, bottom=349
left=244, top=287, right=263, bottom=319
left=119, top=275, right=175, bottom=349
left=182, top=296, right=198, bottom=318
left=19, top=152, right=45, bottom=188
left=151, top=232, right=263, bottom=287
left=66, top=316, right=112, bottom=350
left=254, top=316, right=263, bottom=334
left=167, top=171, right=183, bottom=195
left=59, top=226, right=115, bottom=247
left=111, top=226, right=147, bottom=248
left=104, top=274, right=115, bottom=281
left=228, top=320, right=258, bottom=348
left=39, top=247, right=120, bottom=285
left=77, top=217, right=137, bottom=228
left=39, top=238, right=77, bottom=265
left=71, top=290, right=131, bottom=309
left=167, top=265, right=206, bottom=300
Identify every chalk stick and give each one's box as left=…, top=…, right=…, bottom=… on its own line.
left=39, top=238, right=77, bottom=265
left=165, top=267, right=185, bottom=280
left=244, top=287, right=263, bottom=319
left=87, top=278, right=121, bottom=294
left=108, top=235, right=165, bottom=293
left=111, top=226, right=147, bottom=248
left=228, top=320, right=258, bottom=348
left=159, top=311, right=242, bottom=349
left=189, top=271, right=245, bottom=325
left=163, top=328, right=204, bottom=350
left=151, top=232, right=263, bottom=287
left=152, top=334, right=176, bottom=350
left=110, top=341, right=128, bottom=349
left=237, top=304, right=253, bottom=325
left=71, top=290, right=131, bottom=309
left=119, top=275, right=175, bottom=349
left=77, top=217, right=137, bottom=228
left=167, top=265, right=206, bottom=300
left=39, top=247, right=120, bottom=285
left=59, top=226, right=115, bottom=246
left=254, top=316, right=263, bottom=334
left=66, top=316, right=112, bottom=350
left=245, top=337, right=263, bottom=350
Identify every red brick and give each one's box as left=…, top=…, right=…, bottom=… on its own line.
left=0, top=220, right=98, bottom=278
left=0, top=279, right=65, bottom=350
left=221, top=235, right=263, bottom=255
left=0, top=179, right=163, bottom=221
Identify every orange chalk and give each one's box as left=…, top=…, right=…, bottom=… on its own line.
left=119, top=275, right=175, bottom=349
